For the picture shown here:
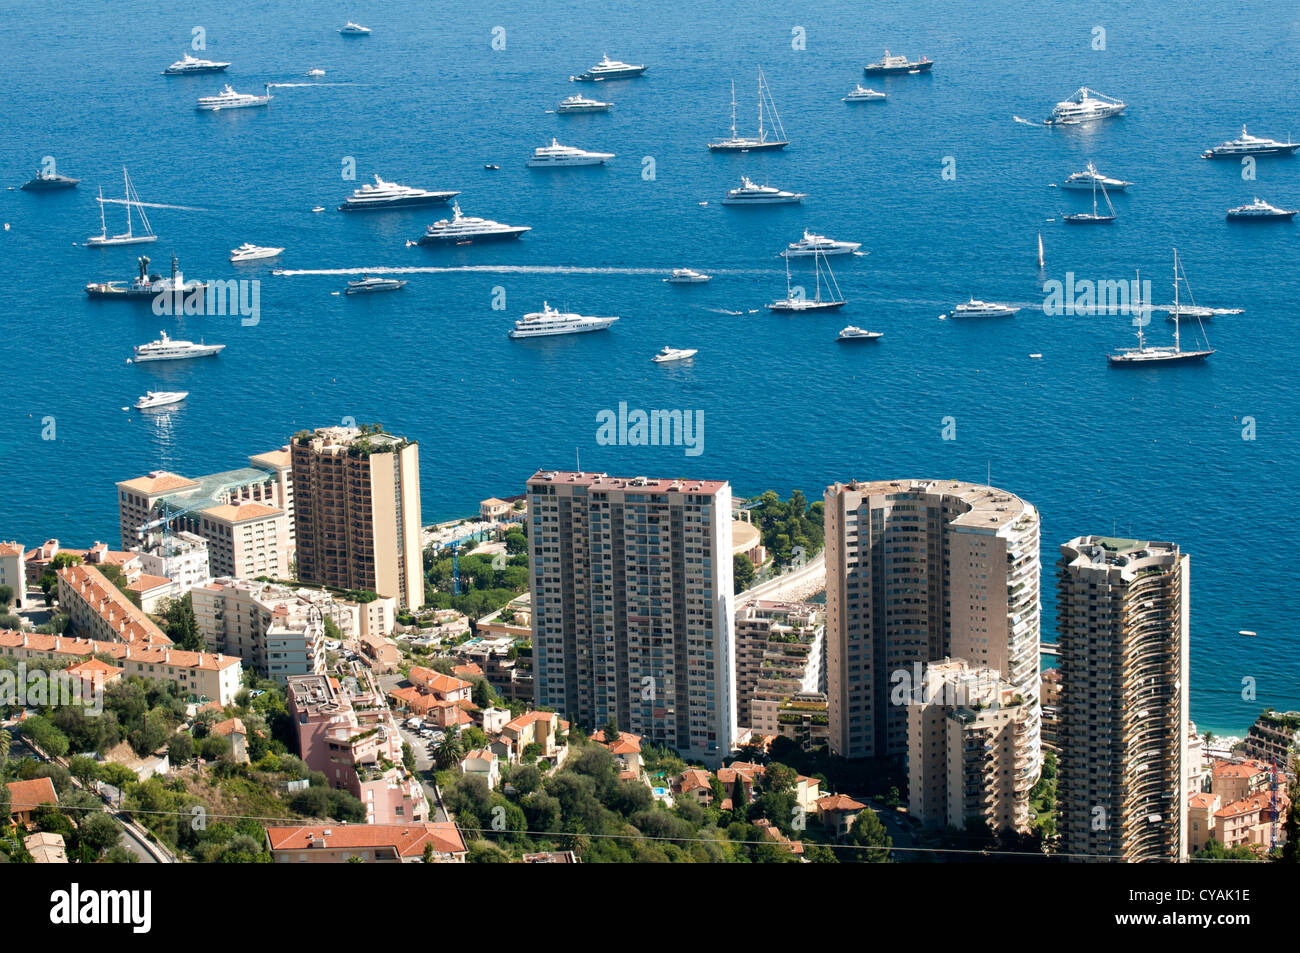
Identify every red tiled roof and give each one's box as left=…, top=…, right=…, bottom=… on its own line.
left=265, top=822, right=466, bottom=858
left=0, top=629, right=238, bottom=671
left=59, top=564, right=171, bottom=644
left=6, top=777, right=57, bottom=812
left=816, top=793, right=866, bottom=813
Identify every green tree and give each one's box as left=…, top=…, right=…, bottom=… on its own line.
left=161, top=595, right=203, bottom=651
left=0, top=585, right=13, bottom=610
left=733, top=553, right=755, bottom=593
left=845, top=807, right=892, bottom=862
left=1280, top=799, right=1300, bottom=863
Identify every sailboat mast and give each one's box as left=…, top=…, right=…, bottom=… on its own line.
left=729, top=80, right=736, bottom=137
left=1135, top=269, right=1146, bottom=349
left=122, top=167, right=132, bottom=237
left=1172, top=250, right=1182, bottom=353
left=97, top=186, right=106, bottom=236
left=757, top=70, right=764, bottom=141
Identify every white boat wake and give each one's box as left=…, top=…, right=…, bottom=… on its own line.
left=266, top=82, right=363, bottom=88
left=97, top=198, right=208, bottom=212
left=1012, top=115, right=1045, bottom=127
left=274, top=265, right=784, bottom=277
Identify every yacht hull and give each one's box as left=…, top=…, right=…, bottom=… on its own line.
left=339, top=194, right=457, bottom=212
left=707, top=140, right=788, bottom=152
left=1107, top=350, right=1213, bottom=366
left=864, top=61, right=933, bottom=75
left=417, top=228, right=529, bottom=245
left=1204, top=146, right=1298, bottom=159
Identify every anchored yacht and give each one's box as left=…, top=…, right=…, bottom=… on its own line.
left=768, top=249, right=845, bottom=311
left=163, top=53, right=230, bottom=75
left=339, top=22, right=371, bottom=35
left=571, top=54, right=645, bottom=82
left=722, top=177, right=805, bottom=205
left=948, top=298, right=1019, bottom=318
left=416, top=202, right=531, bottom=244
left=509, top=302, right=618, bottom=338
left=1202, top=125, right=1298, bottom=159
left=1226, top=197, right=1297, bottom=220
left=1046, top=87, right=1125, bottom=125
left=526, top=138, right=615, bottom=167
left=652, top=346, right=697, bottom=363
left=843, top=85, right=886, bottom=102
left=196, top=84, right=271, bottom=110
left=338, top=175, right=459, bottom=211
left=132, top=331, right=224, bottom=363
left=85, top=254, right=204, bottom=299
left=134, top=391, right=189, bottom=410
left=22, top=169, right=78, bottom=190
left=230, top=243, right=283, bottom=262
left=664, top=268, right=711, bottom=283
left=87, top=168, right=155, bottom=246
left=557, top=95, right=611, bottom=113
left=1108, top=256, right=1214, bottom=366
left=782, top=230, right=861, bottom=256
left=837, top=326, right=883, bottom=341
left=863, top=50, right=933, bottom=74
left=1061, top=161, right=1132, bottom=191
left=708, top=69, right=788, bottom=151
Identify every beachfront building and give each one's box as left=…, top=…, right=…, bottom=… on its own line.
left=1056, top=536, right=1190, bottom=863
left=822, top=479, right=1042, bottom=772
left=527, top=470, right=736, bottom=767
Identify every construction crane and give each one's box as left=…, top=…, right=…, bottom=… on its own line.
left=1271, top=756, right=1281, bottom=852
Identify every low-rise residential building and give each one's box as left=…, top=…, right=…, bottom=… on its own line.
left=358, top=633, right=402, bottom=674
left=522, top=851, right=578, bottom=863
left=1211, top=759, right=1278, bottom=805
left=674, top=769, right=715, bottom=807
left=0, top=630, right=242, bottom=704
left=57, top=564, right=170, bottom=645
left=0, top=542, right=29, bottom=609
left=408, top=667, right=472, bottom=702
left=265, top=823, right=466, bottom=863
left=212, top=717, right=249, bottom=763
left=24, top=831, right=68, bottom=863
left=589, top=729, right=642, bottom=779
left=192, top=578, right=335, bottom=683
left=735, top=601, right=825, bottom=735
left=1242, top=710, right=1300, bottom=770
left=24, top=540, right=139, bottom=589
left=816, top=793, right=866, bottom=839
left=133, top=531, right=210, bottom=596
left=479, top=498, right=513, bottom=520
left=775, top=692, right=830, bottom=750
left=286, top=670, right=429, bottom=825
left=1188, top=792, right=1221, bottom=854
left=5, top=778, right=57, bottom=827
left=462, top=748, right=500, bottom=789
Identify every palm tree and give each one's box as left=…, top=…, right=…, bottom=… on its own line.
left=433, top=727, right=464, bottom=770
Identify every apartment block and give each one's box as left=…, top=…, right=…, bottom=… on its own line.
left=1242, top=710, right=1300, bottom=769
left=191, top=578, right=343, bottom=682
left=134, top=530, right=210, bottom=595
left=1057, top=536, right=1190, bottom=863
left=527, top=471, right=736, bottom=767
left=822, top=479, right=1042, bottom=766
left=0, top=630, right=242, bottom=704
left=56, top=564, right=171, bottom=645
left=905, top=658, right=1038, bottom=833
left=0, top=542, right=28, bottom=609
left=734, top=600, right=825, bottom=734
left=291, top=427, right=423, bottom=610
left=286, top=670, right=429, bottom=824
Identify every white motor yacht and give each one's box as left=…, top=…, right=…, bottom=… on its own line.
left=664, top=269, right=711, bottom=283
left=132, top=331, right=224, bottom=362
left=134, top=391, right=189, bottom=410
left=526, top=138, right=615, bottom=167
left=230, top=243, right=284, bottom=262
left=196, top=84, right=271, bottom=110
left=721, top=176, right=805, bottom=205
left=782, top=230, right=861, bottom=256
left=843, top=85, right=886, bottom=102
left=948, top=298, right=1019, bottom=318
left=652, top=346, right=697, bottom=363
left=509, top=302, right=619, bottom=338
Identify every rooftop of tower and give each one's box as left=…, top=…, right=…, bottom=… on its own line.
left=527, top=470, right=728, bottom=495
left=829, top=478, right=1038, bottom=533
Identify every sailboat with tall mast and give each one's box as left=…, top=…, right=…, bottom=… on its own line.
left=1108, top=252, right=1214, bottom=365
left=86, top=168, right=156, bottom=246
left=1063, top=171, right=1116, bottom=223
left=767, top=248, right=845, bottom=311
left=708, top=68, right=788, bottom=151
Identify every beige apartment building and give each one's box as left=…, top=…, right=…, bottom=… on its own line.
left=822, top=479, right=1042, bottom=770
left=527, top=471, right=736, bottom=767
left=290, top=427, right=424, bottom=610
left=906, top=658, right=1037, bottom=833
left=192, top=577, right=331, bottom=682
left=198, top=502, right=291, bottom=579
left=1056, top=536, right=1190, bottom=863
left=56, top=564, right=171, bottom=645
left=734, top=601, right=824, bottom=734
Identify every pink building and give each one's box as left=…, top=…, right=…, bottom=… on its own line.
left=287, top=671, right=429, bottom=824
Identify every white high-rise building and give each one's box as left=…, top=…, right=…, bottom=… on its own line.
left=527, top=471, right=736, bottom=767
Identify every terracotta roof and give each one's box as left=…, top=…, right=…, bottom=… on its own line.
left=211, top=717, right=247, bottom=737
left=202, top=502, right=282, bottom=523
left=249, top=448, right=291, bottom=469
left=117, top=472, right=200, bottom=495
left=816, top=793, right=867, bottom=813
left=64, top=658, right=124, bottom=680
left=0, top=542, right=24, bottom=557
left=676, top=769, right=713, bottom=793
left=463, top=748, right=496, bottom=763
left=452, top=663, right=484, bottom=678
left=589, top=729, right=641, bottom=754
left=6, top=777, right=57, bottom=812
left=1188, top=793, right=1219, bottom=809
left=58, top=564, right=171, bottom=645
left=127, top=573, right=174, bottom=593
left=1212, top=760, right=1269, bottom=779
left=408, top=668, right=471, bottom=696
left=0, top=629, right=239, bottom=671
left=265, top=822, right=467, bottom=858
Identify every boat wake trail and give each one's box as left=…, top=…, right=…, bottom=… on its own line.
left=267, top=82, right=365, bottom=88
left=1012, top=115, right=1045, bottom=127
left=274, top=265, right=785, bottom=277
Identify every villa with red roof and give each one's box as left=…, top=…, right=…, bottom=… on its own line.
left=265, top=822, right=466, bottom=863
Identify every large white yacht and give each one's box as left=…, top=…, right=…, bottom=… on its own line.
left=837, top=326, right=883, bottom=341
left=652, top=346, right=697, bottom=363
left=571, top=55, right=645, bottom=82
left=526, top=138, right=615, bottom=167
left=557, top=94, right=611, bottom=113
left=1226, top=197, right=1298, bottom=220
left=948, top=298, right=1019, bottom=318
left=132, top=331, right=224, bottom=363
left=339, top=22, right=371, bottom=35
left=721, top=176, right=805, bottom=205
left=664, top=268, right=711, bottom=283
left=782, top=230, right=862, bottom=256
left=416, top=202, right=531, bottom=245
left=230, top=243, right=283, bottom=262
left=338, top=175, right=459, bottom=211
left=863, top=50, right=933, bottom=74
left=843, top=85, right=886, bottom=102
left=1061, top=161, right=1132, bottom=191
left=509, top=302, right=619, bottom=338
left=134, top=391, right=189, bottom=410
left=1202, top=125, right=1299, bottom=159
left=196, top=84, right=271, bottom=110
left=1046, top=87, right=1126, bottom=125
left=163, top=53, right=231, bottom=75
left=344, top=276, right=406, bottom=294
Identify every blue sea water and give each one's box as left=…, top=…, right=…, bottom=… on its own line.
left=2, top=0, right=1298, bottom=736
